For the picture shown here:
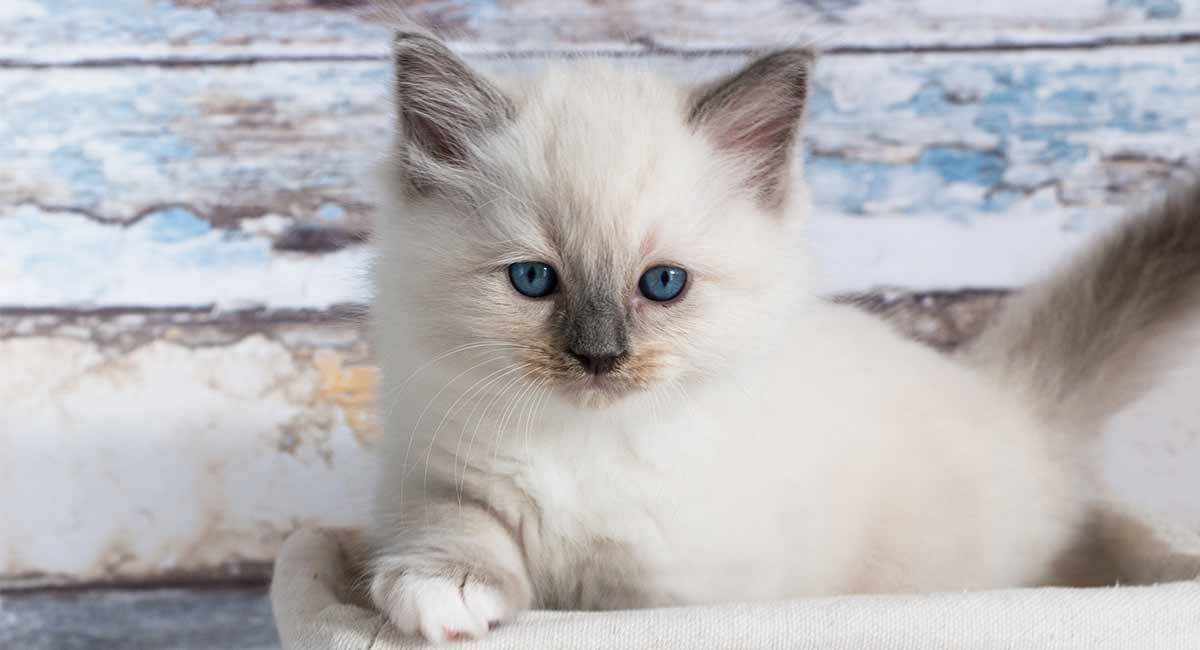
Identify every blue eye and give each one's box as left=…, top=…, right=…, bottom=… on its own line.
left=508, top=261, right=558, bottom=298
left=639, top=265, right=687, bottom=302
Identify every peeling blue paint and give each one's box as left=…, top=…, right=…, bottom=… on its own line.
left=142, top=207, right=212, bottom=243
left=49, top=146, right=106, bottom=206
left=0, top=205, right=359, bottom=307
left=796, top=47, right=1199, bottom=220
left=806, top=154, right=895, bottom=215
left=974, top=65, right=1041, bottom=136
left=973, top=107, right=1011, bottom=137
left=1014, top=123, right=1091, bottom=143
left=1108, top=102, right=1186, bottom=133
left=981, top=188, right=1025, bottom=213
left=317, top=203, right=347, bottom=222
left=358, top=66, right=392, bottom=85
left=894, top=82, right=953, bottom=116
left=916, top=147, right=1006, bottom=186
left=1, top=1, right=1199, bottom=315
left=806, top=85, right=837, bottom=116
left=177, top=242, right=270, bottom=268
left=1058, top=63, right=1125, bottom=82
left=1045, top=88, right=1102, bottom=120
left=2, top=31, right=1197, bottom=315
left=19, top=87, right=187, bottom=139
left=455, top=0, right=509, bottom=35
left=983, top=66, right=1043, bottom=114
left=1109, top=0, right=1182, bottom=19
left=119, top=134, right=196, bottom=164
left=1038, top=140, right=1090, bottom=165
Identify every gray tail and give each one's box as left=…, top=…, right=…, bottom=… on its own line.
left=964, top=180, right=1200, bottom=435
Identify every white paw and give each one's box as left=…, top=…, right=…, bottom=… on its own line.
left=373, top=570, right=517, bottom=643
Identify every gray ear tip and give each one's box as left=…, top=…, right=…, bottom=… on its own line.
left=392, top=31, right=447, bottom=56
left=763, top=48, right=817, bottom=71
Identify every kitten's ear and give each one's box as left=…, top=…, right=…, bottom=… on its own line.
left=392, top=33, right=513, bottom=170
left=688, top=49, right=814, bottom=210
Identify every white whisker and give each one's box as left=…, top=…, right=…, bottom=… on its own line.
left=458, top=365, right=534, bottom=499
left=380, top=341, right=526, bottom=424
left=449, top=363, right=531, bottom=506
left=423, top=361, right=525, bottom=506
left=490, top=369, right=541, bottom=468
left=398, top=353, right=510, bottom=509
left=521, top=378, right=551, bottom=458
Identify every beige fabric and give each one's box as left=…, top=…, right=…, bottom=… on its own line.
left=271, top=527, right=1200, bottom=649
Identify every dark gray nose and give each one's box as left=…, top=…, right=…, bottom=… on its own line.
left=563, top=292, right=628, bottom=376
left=568, top=350, right=625, bottom=375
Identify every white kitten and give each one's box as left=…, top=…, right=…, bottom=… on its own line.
left=365, top=34, right=1200, bottom=643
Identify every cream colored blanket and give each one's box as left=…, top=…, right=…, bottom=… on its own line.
left=271, top=527, right=1200, bottom=649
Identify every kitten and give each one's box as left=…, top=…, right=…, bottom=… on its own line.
left=366, top=33, right=1200, bottom=643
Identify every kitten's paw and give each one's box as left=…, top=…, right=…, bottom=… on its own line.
left=370, top=564, right=521, bottom=643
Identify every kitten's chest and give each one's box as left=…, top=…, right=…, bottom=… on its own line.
left=504, top=413, right=804, bottom=607
left=510, top=436, right=683, bottom=608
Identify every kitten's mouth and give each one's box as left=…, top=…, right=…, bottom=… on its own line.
left=566, top=356, right=669, bottom=409
left=518, top=347, right=663, bottom=408
left=577, top=370, right=627, bottom=393
left=570, top=373, right=637, bottom=408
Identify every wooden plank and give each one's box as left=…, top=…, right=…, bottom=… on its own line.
left=0, top=587, right=278, bottom=650
left=3, top=48, right=1198, bottom=307
left=2, top=0, right=1200, bottom=66
left=4, top=294, right=1200, bottom=585
left=0, top=307, right=377, bottom=587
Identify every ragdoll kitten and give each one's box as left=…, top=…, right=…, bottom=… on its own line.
left=366, top=33, right=1200, bottom=642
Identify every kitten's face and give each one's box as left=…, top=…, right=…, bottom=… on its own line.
left=378, top=38, right=813, bottom=408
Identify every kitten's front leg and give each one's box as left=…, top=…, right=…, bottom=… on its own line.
left=368, top=501, right=533, bottom=643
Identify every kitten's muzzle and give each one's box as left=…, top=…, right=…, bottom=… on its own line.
left=568, top=349, right=627, bottom=375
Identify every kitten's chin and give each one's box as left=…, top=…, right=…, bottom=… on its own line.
left=562, top=375, right=642, bottom=409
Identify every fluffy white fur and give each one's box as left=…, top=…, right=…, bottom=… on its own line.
left=365, top=35, right=1200, bottom=643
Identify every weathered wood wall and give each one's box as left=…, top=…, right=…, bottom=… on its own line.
left=3, top=0, right=1199, bottom=587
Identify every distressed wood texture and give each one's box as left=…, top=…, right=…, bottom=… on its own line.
left=4, top=47, right=1199, bottom=308
left=0, top=307, right=378, bottom=587
left=2, top=0, right=1199, bottom=66
left=0, top=587, right=279, bottom=650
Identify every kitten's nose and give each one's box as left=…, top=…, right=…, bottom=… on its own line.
left=568, top=350, right=624, bottom=375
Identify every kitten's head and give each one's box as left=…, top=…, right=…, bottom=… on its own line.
left=375, top=35, right=815, bottom=408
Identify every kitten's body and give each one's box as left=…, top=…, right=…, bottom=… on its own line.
left=367, top=35, right=1200, bottom=642
left=485, top=306, right=1077, bottom=604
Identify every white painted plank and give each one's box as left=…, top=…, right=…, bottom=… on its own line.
left=0, top=310, right=379, bottom=585
left=0, top=205, right=372, bottom=309
left=2, top=1, right=1199, bottom=66
left=3, top=48, right=1198, bottom=307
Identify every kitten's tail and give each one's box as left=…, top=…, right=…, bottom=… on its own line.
left=964, top=180, right=1200, bottom=435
